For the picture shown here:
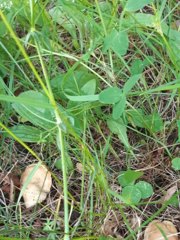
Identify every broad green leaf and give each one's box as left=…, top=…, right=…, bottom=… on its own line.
left=121, top=186, right=142, bottom=205
left=142, top=56, right=155, bottom=67
left=65, top=94, right=99, bottom=102
left=103, top=29, right=129, bottom=56
left=55, top=156, right=74, bottom=172
left=177, top=120, right=180, bottom=142
left=107, top=118, right=129, bottom=148
left=130, top=57, right=154, bottom=75
left=130, top=59, right=144, bottom=75
left=118, top=169, right=143, bottom=187
left=172, top=158, right=180, bottom=171
left=132, top=13, right=155, bottom=27
left=4, top=125, right=47, bottom=143
left=162, top=23, right=180, bottom=43
left=170, top=195, right=179, bottom=207
left=0, top=94, right=53, bottom=109
left=126, top=109, right=145, bottom=128
left=160, top=23, right=180, bottom=66
left=63, top=69, right=98, bottom=96
left=144, top=112, right=163, bottom=133
left=125, top=0, right=154, bottom=12
left=123, top=74, right=141, bottom=94
left=81, top=79, right=96, bottom=95
left=111, top=31, right=129, bottom=57
left=12, top=91, right=55, bottom=130
left=127, top=110, right=163, bottom=132
left=99, top=87, right=122, bottom=104
left=122, top=13, right=155, bottom=29
left=55, top=159, right=61, bottom=170
left=135, top=181, right=153, bottom=199
left=51, top=69, right=98, bottom=100
left=112, top=94, right=126, bottom=120
left=99, top=1, right=112, bottom=13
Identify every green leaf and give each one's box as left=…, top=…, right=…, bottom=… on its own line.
left=98, top=236, right=114, bottom=240
left=172, top=158, right=180, bottom=171
left=125, top=0, right=154, bottom=12
left=107, top=118, right=129, bottom=148
left=130, top=59, right=144, bottom=75
left=126, top=109, right=145, bottom=128
left=177, top=120, right=180, bottom=142
left=12, top=91, right=55, bottom=130
left=112, top=94, right=126, bottom=120
left=81, top=79, right=96, bottom=95
left=144, top=112, right=163, bottom=133
left=170, top=195, right=179, bottom=207
left=99, top=87, right=122, bottom=104
left=55, top=157, right=74, bottom=172
left=121, top=186, right=142, bottom=205
left=0, top=77, right=5, bottom=94
left=0, top=94, right=53, bottom=109
left=135, top=181, right=153, bottom=199
left=126, top=110, right=163, bottom=132
left=51, top=69, right=98, bottom=100
left=65, top=94, right=99, bottom=102
left=123, top=74, right=141, bottom=94
left=103, top=29, right=129, bottom=56
left=55, top=159, right=61, bottom=170
left=130, top=57, right=154, bottom=75
left=4, top=125, right=47, bottom=143
left=132, top=13, right=156, bottom=27
left=118, top=169, right=143, bottom=187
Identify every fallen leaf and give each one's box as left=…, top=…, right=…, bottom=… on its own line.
left=160, top=185, right=177, bottom=203
left=76, top=163, right=83, bottom=172
left=20, top=164, right=52, bottom=208
left=33, top=218, right=43, bottom=228
left=144, top=220, right=178, bottom=240
left=0, top=172, right=20, bottom=203
left=101, top=211, right=123, bottom=239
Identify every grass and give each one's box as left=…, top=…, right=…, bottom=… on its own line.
left=0, top=0, right=180, bottom=239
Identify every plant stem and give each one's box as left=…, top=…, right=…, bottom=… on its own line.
left=35, top=39, right=70, bottom=240
left=58, top=127, right=69, bottom=240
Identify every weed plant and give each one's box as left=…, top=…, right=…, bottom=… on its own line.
left=0, top=1, right=179, bottom=240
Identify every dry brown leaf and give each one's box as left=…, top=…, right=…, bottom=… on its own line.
left=0, top=172, right=20, bottom=203
left=20, top=164, right=52, bottom=208
left=160, top=185, right=177, bottom=203
left=101, top=211, right=123, bottom=239
left=76, top=163, right=83, bottom=172
left=144, top=220, right=178, bottom=240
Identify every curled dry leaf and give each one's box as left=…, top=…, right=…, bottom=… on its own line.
left=20, top=164, right=52, bottom=208
left=144, top=220, right=178, bottom=240
left=160, top=185, right=177, bottom=204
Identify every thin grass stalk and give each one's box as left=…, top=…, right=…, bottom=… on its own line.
left=34, top=38, right=69, bottom=239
